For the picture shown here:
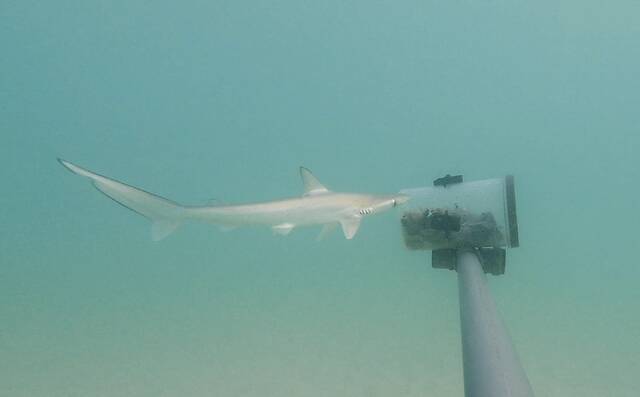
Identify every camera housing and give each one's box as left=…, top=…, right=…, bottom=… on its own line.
left=400, top=176, right=518, bottom=275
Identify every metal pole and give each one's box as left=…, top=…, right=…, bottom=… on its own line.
left=457, top=250, right=534, bottom=397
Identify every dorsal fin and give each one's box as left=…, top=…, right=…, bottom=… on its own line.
left=300, top=167, right=329, bottom=196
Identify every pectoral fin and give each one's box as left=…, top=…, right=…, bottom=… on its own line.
left=339, top=218, right=361, bottom=239
left=272, top=223, right=295, bottom=235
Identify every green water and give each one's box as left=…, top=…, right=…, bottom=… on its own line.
left=2, top=1, right=639, bottom=396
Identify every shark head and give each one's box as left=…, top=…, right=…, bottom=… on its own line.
left=366, top=193, right=411, bottom=214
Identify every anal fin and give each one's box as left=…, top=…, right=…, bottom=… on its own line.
left=272, top=223, right=295, bottom=236
left=151, top=219, right=181, bottom=241
left=218, top=224, right=238, bottom=232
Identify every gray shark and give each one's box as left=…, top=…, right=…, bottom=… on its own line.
left=58, top=159, right=409, bottom=241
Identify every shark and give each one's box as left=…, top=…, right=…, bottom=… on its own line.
left=58, top=159, right=409, bottom=241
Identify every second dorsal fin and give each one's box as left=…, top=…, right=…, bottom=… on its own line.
left=300, top=167, right=329, bottom=196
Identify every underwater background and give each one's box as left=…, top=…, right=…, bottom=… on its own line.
left=2, top=1, right=639, bottom=396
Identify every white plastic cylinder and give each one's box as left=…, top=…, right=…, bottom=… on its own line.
left=457, top=250, right=534, bottom=397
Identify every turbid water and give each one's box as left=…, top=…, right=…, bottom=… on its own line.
left=2, top=1, right=639, bottom=396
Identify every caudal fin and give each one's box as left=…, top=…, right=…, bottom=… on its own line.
left=58, top=159, right=184, bottom=241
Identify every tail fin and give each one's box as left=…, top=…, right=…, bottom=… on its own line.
left=58, top=159, right=184, bottom=241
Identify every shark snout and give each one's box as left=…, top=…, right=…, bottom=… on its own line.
left=392, top=194, right=410, bottom=206
left=371, top=194, right=410, bottom=213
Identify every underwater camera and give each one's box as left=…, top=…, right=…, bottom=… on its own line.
left=399, top=175, right=532, bottom=396
left=400, top=175, right=518, bottom=275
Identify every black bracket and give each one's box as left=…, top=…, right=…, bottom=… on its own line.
left=432, top=248, right=506, bottom=275
left=433, top=174, right=463, bottom=187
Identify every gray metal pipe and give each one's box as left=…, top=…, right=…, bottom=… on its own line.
left=457, top=250, right=534, bottom=397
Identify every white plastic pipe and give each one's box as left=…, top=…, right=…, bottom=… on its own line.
left=457, top=250, right=534, bottom=397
